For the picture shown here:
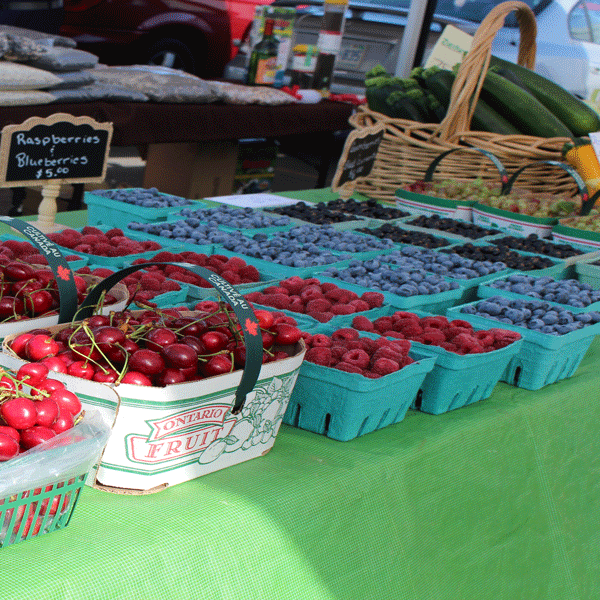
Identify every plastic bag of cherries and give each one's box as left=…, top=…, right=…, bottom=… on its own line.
left=0, top=364, right=113, bottom=547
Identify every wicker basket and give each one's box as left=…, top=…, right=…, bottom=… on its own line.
left=350, top=1, right=575, bottom=202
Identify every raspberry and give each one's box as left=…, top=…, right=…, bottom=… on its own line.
left=490, top=328, right=521, bottom=342
left=363, top=371, right=382, bottom=379
left=440, top=342, right=459, bottom=353
left=307, top=311, right=334, bottom=323
left=305, top=298, right=333, bottom=313
left=224, top=256, right=247, bottom=272
left=372, top=357, right=400, bottom=376
left=300, top=285, right=324, bottom=302
left=162, top=281, right=181, bottom=291
left=93, top=243, right=114, bottom=256
left=279, top=276, right=305, bottom=295
left=152, top=251, right=181, bottom=262
left=331, top=328, right=360, bottom=342
left=383, top=331, right=406, bottom=339
left=262, top=285, right=290, bottom=295
left=287, top=296, right=304, bottom=313
left=74, top=244, right=93, bottom=254
left=466, top=344, right=485, bottom=354
left=310, top=334, right=332, bottom=348
left=244, top=292, right=264, bottom=303
left=352, top=315, right=375, bottom=331
left=238, top=265, right=260, bottom=281
left=443, top=326, right=472, bottom=340
left=420, top=316, right=449, bottom=329
left=305, top=347, right=332, bottom=366
left=76, top=266, right=91, bottom=274
left=449, top=319, right=474, bottom=331
left=360, top=291, right=384, bottom=308
left=331, top=304, right=355, bottom=315
left=331, top=344, right=348, bottom=364
left=82, top=226, right=104, bottom=236
left=398, top=323, right=423, bottom=338
left=453, top=333, right=479, bottom=348
left=261, top=294, right=290, bottom=310
left=342, top=340, right=363, bottom=351
left=325, top=288, right=356, bottom=303
left=392, top=311, right=419, bottom=322
left=139, top=278, right=162, bottom=291
left=105, top=228, right=125, bottom=238
left=475, top=330, right=494, bottom=347
left=373, top=316, right=394, bottom=333
left=22, top=253, right=47, bottom=265
left=359, top=337, right=378, bottom=353
left=220, top=270, right=241, bottom=285
left=334, top=362, right=363, bottom=374
left=420, top=330, right=446, bottom=346
left=348, top=299, right=370, bottom=312
left=400, top=356, right=415, bottom=367
left=341, top=348, right=370, bottom=369
left=323, top=287, right=347, bottom=302
left=372, top=347, right=403, bottom=363
left=389, top=339, right=411, bottom=354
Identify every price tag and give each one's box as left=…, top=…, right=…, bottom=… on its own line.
left=0, top=113, right=112, bottom=187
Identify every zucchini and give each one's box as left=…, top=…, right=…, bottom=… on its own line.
left=423, top=69, right=521, bottom=135
left=480, top=69, right=574, bottom=138
left=489, top=55, right=600, bottom=136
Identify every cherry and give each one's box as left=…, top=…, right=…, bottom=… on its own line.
left=4, top=261, right=35, bottom=281
left=85, top=315, right=110, bottom=328
left=93, top=368, right=119, bottom=383
left=161, top=343, right=198, bottom=369
left=10, top=332, right=34, bottom=358
left=20, top=425, right=56, bottom=450
left=24, top=290, right=54, bottom=316
left=0, top=374, right=17, bottom=393
left=50, top=410, right=74, bottom=434
left=49, top=389, right=82, bottom=416
left=254, top=309, right=275, bottom=330
left=145, top=327, right=178, bottom=351
left=261, top=331, right=276, bottom=349
left=156, top=369, right=186, bottom=386
left=0, top=296, right=24, bottom=318
left=129, top=349, right=165, bottom=377
left=180, top=335, right=206, bottom=356
left=37, top=378, right=66, bottom=394
left=1, top=397, right=37, bottom=429
left=35, top=397, right=59, bottom=427
left=94, top=326, right=126, bottom=352
left=121, top=371, right=153, bottom=386
left=25, top=334, right=59, bottom=362
left=67, top=361, right=95, bottom=380
left=0, top=425, right=19, bottom=442
left=17, top=362, right=49, bottom=387
left=0, top=432, right=19, bottom=461
left=274, top=324, right=302, bottom=345
left=202, top=354, right=233, bottom=377
left=172, top=317, right=207, bottom=337
left=200, top=331, right=229, bottom=353
left=40, top=356, right=68, bottom=374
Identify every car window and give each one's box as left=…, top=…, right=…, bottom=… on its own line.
left=358, top=0, right=549, bottom=24
left=585, top=1, right=600, bottom=42
left=569, top=1, right=592, bottom=40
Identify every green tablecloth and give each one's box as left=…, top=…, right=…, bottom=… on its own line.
left=2, top=199, right=598, bottom=599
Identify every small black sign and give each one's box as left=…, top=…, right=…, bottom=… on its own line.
left=0, top=114, right=112, bottom=185
left=332, top=125, right=385, bottom=190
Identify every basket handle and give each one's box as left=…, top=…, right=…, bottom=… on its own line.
left=76, top=262, right=263, bottom=414
left=0, top=217, right=78, bottom=324
left=504, top=160, right=592, bottom=214
left=436, top=1, right=537, bottom=141
left=424, top=147, right=509, bottom=193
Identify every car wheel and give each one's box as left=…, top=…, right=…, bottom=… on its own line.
left=145, top=37, right=197, bottom=74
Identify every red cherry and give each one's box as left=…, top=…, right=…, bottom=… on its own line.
left=1, top=397, right=37, bottom=429
left=145, top=327, right=178, bottom=351
left=49, top=389, right=82, bottom=416
left=85, top=315, right=110, bottom=328
left=172, top=317, right=207, bottom=337
left=20, top=426, right=56, bottom=450
left=10, top=332, right=34, bottom=358
left=92, top=368, right=119, bottom=383
left=254, top=309, right=275, bottom=330
left=121, top=371, right=153, bottom=386
left=161, top=343, right=198, bottom=370
left=35, top=397, right=59, bottom=427
left=17, top=362, right=49, bottom=386
left=274, top=324, right=302, bottom=345
left=4, top=261, right=35, bottom=281
left=24, top=290, right=54, bottom=315
left=0, top=432, right=19, bottom=461
left=200, top=331, right=229, bottom=353
left=0, top=296, right=25, bottom=319
left=50, top=410, right=74, bottom=434
left=0, top=425, right=19, bottom=442
left=261, top=331, right=276, bottom=349
left=129, top=349, right=165, bottom=377
left=40, top=356, right=68, bottom=374
left=0, top=374, right=17, bottom=393
left=156, top=369, right=186, bottom=386
left=38, top=378, right=66, bottom=394
left=67, top=360, right=95, bottom=380
left=202, top=354, right=233, bottom=377
left=25, top=334, right=59, bottom=362
left=180, top=335, right=206, bottom=356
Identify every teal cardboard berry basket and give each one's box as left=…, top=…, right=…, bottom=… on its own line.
left=342, top=308, right=522, bottom=415
left=283, top=342, right=436, bottom=441
left=446, top=299, right=600, bottom=390
left=84, top=189, right=199, bottom=227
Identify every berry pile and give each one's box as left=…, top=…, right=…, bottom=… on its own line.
left=0, top=363, right=83, bottom=461
left=127, top=220, right=231, bottom=246
left=352, top=311, right=521, bottom=354
left=460, top=295, right=600, bottom=334
left=380, top=246, right=507, bottom=279
left=91, top=187, right=191, bottom=208
left=77, top=265, right=182, bottom=306
left=269, top=198, right=409, bottom=223
left=302, top=328, right=415, bottom=377
left=48, top=227, right=162, bottom=258
left=357, top=223, right=452, bottom=248
left=405, top=214, right=500, bottom=239
left=244, top=276, right=385, bottom=322
left=321, top=259, right=459, bottom=296
left=177, top=205, right=292, bottom=228
left=439, top=243, right=556, bottom=270
left=488, top=273, right=600, bottom=308
left=9, top=304, right=302, bottom=387
left=490, top=235, right=584, bottom=259
left=0, top=239, right=81, bottom=267
left=130, top=251, right=261, bottom=287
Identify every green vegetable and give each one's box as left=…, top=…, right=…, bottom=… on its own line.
left=422, top=68, right=521, bottom=135
left=480, top=69, right=574, bottom=138
left=489, top=55, right=600, bottom=136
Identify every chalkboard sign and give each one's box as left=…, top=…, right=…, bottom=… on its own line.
left=0, top=113, right=112, bottom=186
left=331, top=123, right=384, bottom=196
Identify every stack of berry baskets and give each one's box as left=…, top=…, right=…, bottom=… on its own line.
left=44, top=226, right=166, bottom=269
left=83, top=187, right=197, bottom=228
left=340, top=309, right=523, bottom=414
left=0, top=234, right=88, bottom=271
left=398, top=212, right=504, bottom=243
left=446, top=295, right=600, bottom=390
left=283, top=325, right=436, bottom=441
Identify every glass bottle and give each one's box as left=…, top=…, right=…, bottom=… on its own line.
left=246, top=18, right=279, bottom=86
left=311, top=0, right=348, bottom=93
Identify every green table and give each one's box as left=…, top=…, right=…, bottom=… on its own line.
left=2, top=200, right=599, bottom=599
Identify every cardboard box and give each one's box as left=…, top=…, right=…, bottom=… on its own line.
left=0, top=330, right=306, bottom=493
left=142, top=141, right=239, bottom=200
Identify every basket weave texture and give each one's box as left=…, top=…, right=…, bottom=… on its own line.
left=351, top=1, right=575, bottom=202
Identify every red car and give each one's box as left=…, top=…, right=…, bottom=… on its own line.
left=60, top=0, right=272, bottom=78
